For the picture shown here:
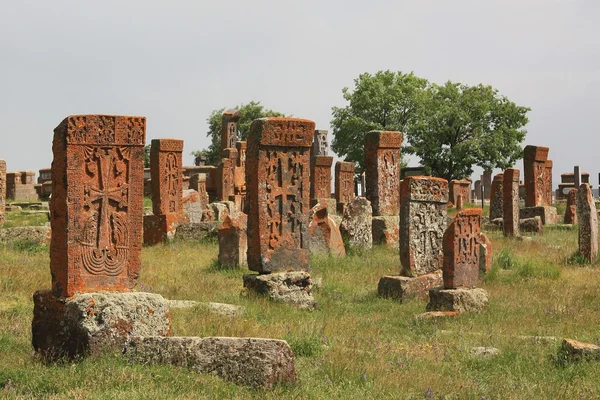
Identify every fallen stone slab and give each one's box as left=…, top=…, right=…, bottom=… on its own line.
left=243, top=271, right=316, bottom=310
left=416, top=311, right=459, bottom=320
left=559, top=338, right=600, bottom=362
left=32, top=291, right=171, bottom=361
left=426, top=287, right=489, bottom=313
left=470, top=347, right=500, bottom=358
left=378, top=271, right=443, bottom=301
left=520, top=216, right=543, bottom=234
left=125, top=336, right=297, bottom=389
left=0, top=225, right=51, bottom=244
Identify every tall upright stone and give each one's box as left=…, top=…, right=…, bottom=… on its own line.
left=220, top=110, right=240, bottom=154
left=489, top=173, right=504, bottom=220
left=544, top=160, right=553, bottom=206
left=0, top=159, right=5, bottom=225
left=400, top=176, right=448, bottom=276
left=449, top=179, right=471, bottom=207
left=482, top=170, right=492, bottom=200
left=334, top=161, right=355, bottom=212
left=524, top=145, right=550, bottom=207
left=503, top=168, right=520, bottom=238
left=243, top=117, right=316, bottom=309
left=364, top=131, right=402, bottom=216
left=564, top=188, right=577, bottom=225
left=378, top=176, right=447, bottom=301
left=574, top=166, right=581, bottom=189
left=233, top=141, right=247, bottom=211
left=311, top=129, right=328, bottom=158
left=144, top=139, right=184, bottom=245
left=310, top=156, right=333, bottom=203
left=577, top=183, right=598, bottom=263
left=217, top=148, right=238, bottom=201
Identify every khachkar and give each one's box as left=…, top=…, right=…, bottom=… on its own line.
left=32, top=115, right=171, bottom=361
left=449, top=179, right=471, bottom=207
left=503, top=168, right=520, bottom=238
left=334, top=161, right=355, bottom=213
left=243, top=117, right=316, bottom=309
left=427, top=208, right=489, bottom=313
left=364, top=131, right=402, bottom=248
left=378, top=176, right=447, bottom=301
left=233, top=140, right=247, bottom=212
left=310, top=129, right=334, bottom=214
left=577, top=184, right=598, bottom=263
left=0, top=159, right=5, bottom=225
left=217, top=110, right=240, bottom=203
left=521, top=145, right=557, bottom=225
left=489, top=173, right=504, bottom=220
left=143, top=139, right=184, bottom=245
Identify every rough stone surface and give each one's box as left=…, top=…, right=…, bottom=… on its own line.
left=0, top=225, right=51, bottom=244
left=503, top=168, right=520, bottom=238
left=364, top=131, right=402, bottom=216
left=246, top=118, right=314, bottom=273
left=174, top=222, right=219, bottom=241
left=6, top=170, right=39, bottom=201
left=372, top=215, right=400, bottom=248
left=559, top=339, right=600, bottom=362
left=564, top=188, right=577, bottom=225
left=0, top=159, right=5, bottom=225
left=479, top=233, right=492, bottom=276
left=311, top=129, right=329, bottom=157
left=125, top=336, right=297, bottom=389
left=482, top=170, right=492, bottom=200
left=443, top=209, right=482, bottom=289
left=310, top=155, right=333, bottom=201
left=520, top=216, right=543, bottom=234
left=489, top=173, right=504, bottom=220
left=449, top=179, right=471, bottom=208
left=340, top=197, right=373, bottom=252
left=470, top=347, right=501, bottom=358
left=334, top=161, right=355, bottom=210
left=426, top=287, right=489, bottom=313
left=400, top=176, right=448, bottom=276
left=519, top=206, right=558, bottom=225
left=416, top=311, right=459, bottom=320
left=243, top=272, right=316, bottom=309
left=218, top=213, right=248, bottom=268
left=523, top=145, right=552, bottom=207
left=150, top=139, right=184, bottom=219
left=210, top=201, right=235, bottom=222
left=377, top=270, right=443, bottom=301
left=32, top=291, right=171, bottom=361
left=577, top=183, right=598, bottom=263
left=51, top=115, right=146, bottom=297
left=181, top=189, right=204, bottom=224
left=308, top=203, right=345, bottom=257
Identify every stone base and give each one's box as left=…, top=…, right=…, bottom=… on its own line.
left=416, top=311, right=459, bottom=320
left=426, top=287, right=489, bottom=313
left=377, top=270, right=443, bottom=301
left=174, top=222, right=219, bottom=241
left=372, top=216, right=400, bottom=248
left=125, top=336, right=296, bottom=389
left=520, top=206, right=558, bottom=225
left=243, top=272, right=316, bottom=309
left=520, top=216, right=543, bottom=234
left=32, top=291, right=171, bottom=361
left=143, top=214, right=179, bottom=245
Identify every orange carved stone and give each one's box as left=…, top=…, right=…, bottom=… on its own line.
left=310, top=155, right=333, bottom=201
left=364, top=131, right=402, bottom=216
left=503, top=168, right=520, bottom=238
left=246, top=118, right=315, bottom=273
left=51, top=115, right=146, bottom=297
left=524, top=145, right=551, bottom=207
left=334, top=161, right=355, bottom=207
left=443, top=208, right=482, bottom=289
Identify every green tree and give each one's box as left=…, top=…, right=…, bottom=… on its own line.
left=406, top=82, right=529, bottom=181
left=193, top=101, right=285, bottom=165
left=331, top=70, right=428, bottom=172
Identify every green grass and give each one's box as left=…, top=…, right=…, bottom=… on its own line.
left=1, top=213, right=600, bottom=399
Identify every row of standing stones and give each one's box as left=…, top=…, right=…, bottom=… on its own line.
left=0, top=116, right=595, bottom=390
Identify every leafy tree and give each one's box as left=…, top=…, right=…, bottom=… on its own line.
left=193, top=101, right=285, bottom=165
left=331, top=70, right=428, bottom=172
left=406, top=82, right=529, bottom=181
left=331, top=70, right=530, bottom=180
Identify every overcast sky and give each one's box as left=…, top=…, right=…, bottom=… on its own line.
left=1, top=0, right=598, bottom=188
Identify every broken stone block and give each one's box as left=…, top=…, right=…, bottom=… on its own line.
left=340, top=197, right=373, bottom=252
left=125, top=336, right=297, bottom=389
left=470, top=347, right=500, bottom=358
left=174, top=222, right=219, bottom=241
left=181, top=189, right=204, bottom=224
left=377, top=270, right=442, bottom=301
left=416, top=311, right=459, bottom=320
left=308, top=203, right=345, bottom=257
left=426, top=287, right=489, bottom=313
left=479, top=233, right=492, bottom=277
left=243, top=272, right=316, bottom=309
left=520, top=216, right=543, bottom=234
left=32, top=291, right=171, bottom=361
left=564, top=188, right=577, bottom=225
left=0, top=225, right=51, bottom=245
left=519, top=206, right=557, bottom=225
left=218, top=213, right=248, bottom=268
left=372, top=216, right=400, bottom=248
left=558, top=338, right=600, bottom=362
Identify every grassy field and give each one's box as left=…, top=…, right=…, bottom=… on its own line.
left=1, top=207, right=600, bottom=399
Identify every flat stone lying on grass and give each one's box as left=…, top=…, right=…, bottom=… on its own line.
left=32, top=291, right=171, bottom=361
left=426, top=288, right=489, bottom=313
left=0, top=225, right=51, bottom=244
left=519, top=206, right=558, bottom=225
left=243, top=271, right=316, bottom=310
left=174, top=222, right=219, bottom=241
left=415, top=311, right=459, bottom=320
left=470, top=347, right=500, bottom=358
left=125, top=336, right=297, bottom=390
left=378, top=270, right=442, bottom=301
left=559, top=338, right=600, bottom=362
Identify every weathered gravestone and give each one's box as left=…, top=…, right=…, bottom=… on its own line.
left=378, top=177, right=447, bottom=301
left=365, top=131, right=402, bottom=247
left=522, top=145, right=557, bottom=224
left=482, top=170, right=492, bottom=200
left=32, top=115, right=171, bottom=361
left=564, top=188, right=577, bottom=225
left=217, top=148, right=237, bottom=202
left=308, top=202, right=345, bottom=257
left=310, top=155, right=333, bottom=205
left=218, top=213, right=248, bottom=268
left=334, top=161, right=355, bottom=213
left=6, top=170, right=39, bottom=201
left=189, top=173, right=209, bottom=210
left=449, top=179, right=471, bottom=208
left=0, top=159, right=5, bottom=225
left=489, top=173, right=504, bottom=220
left=233, top=140, right=247, bottom=211
left=340, top=197, right=373, bottom=252
left=427, top=208, right=489, bottom=313
left=577, top=183, right=598, bottom=263
left=144, top=139, right=184, bottom=245
left=503, top=168, right=520, bottom=238
left=242, top=118, right=316, bottom=309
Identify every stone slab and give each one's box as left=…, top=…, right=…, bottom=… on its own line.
left=426, top=287, right=489, bottom=313
left=519, top=206, right=558, bottom=225
left=243, top=271, right=316, bottom=309
left=377, top=270, right=443, bottom=301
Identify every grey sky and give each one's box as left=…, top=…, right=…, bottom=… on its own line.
left=1, top=0, right=598, bottom=188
